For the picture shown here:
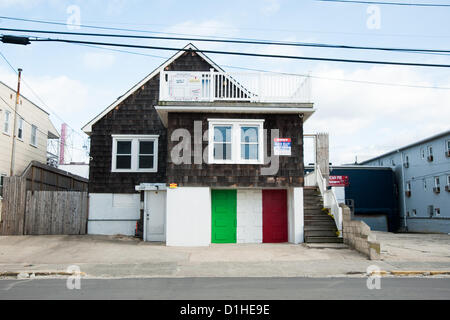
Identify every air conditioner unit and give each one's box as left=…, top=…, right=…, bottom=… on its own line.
left=433, top=187, right=440, bottom=194
left=427, top=155, right=434, bottom=162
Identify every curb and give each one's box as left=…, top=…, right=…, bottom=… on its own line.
left=370, top=270, right=450, bottom=277
left=0, top=271, right=86, bottom=278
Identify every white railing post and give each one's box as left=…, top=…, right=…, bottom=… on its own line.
left=209, top=69, right=215, bottom=102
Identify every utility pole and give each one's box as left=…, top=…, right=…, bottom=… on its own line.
left=9, top=68, right=22, bottom=176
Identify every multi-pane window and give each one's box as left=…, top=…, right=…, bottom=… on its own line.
left=3, top=111, right=11, bottom=134
left=241, top=127, right=259, bottom=161
left=213, top=126, right=232, bottom=161
left=17, top=118, right=23, bottom=140
left=112, top=135, right=158, bottom=172
left=30, top=125, right=37, bottom=146
left=139, top=140, right=156, bottom=170
left=209, top=119, right=264, bottom=165
left=116, top=141, right=132, bottom=169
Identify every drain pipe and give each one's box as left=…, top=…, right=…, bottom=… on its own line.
left=399, top=150, right=408, bottom=231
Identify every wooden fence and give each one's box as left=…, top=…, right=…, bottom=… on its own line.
left=0, top=162, right=89, bottom=236
left=24, top=191, right=88, bottom=235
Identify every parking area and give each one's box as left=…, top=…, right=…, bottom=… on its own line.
left=375, top=232, right=450, bottom=263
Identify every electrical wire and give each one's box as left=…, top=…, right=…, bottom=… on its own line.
left=316, top=0, right=450, bottom=7
left=27, top=37, right=450, bottom=68
left=2, top=27, right=450, bottom=55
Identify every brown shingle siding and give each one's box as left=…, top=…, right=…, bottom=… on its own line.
left=166, top=112, right=304, bottom=188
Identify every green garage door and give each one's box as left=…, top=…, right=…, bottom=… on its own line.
left=211, top=190, right=237, bottom=244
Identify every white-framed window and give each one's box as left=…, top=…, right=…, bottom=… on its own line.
left=208, top=119, right=265, bottom=165
left=17, top=117, right=23, bottom=140
left=446, top=140, right=450, bottom=156
left=420, top=148, right=425, bottom=160
left=435, top=208, right=441, bottom=216
left=411, top=209, right=417, bottom=217
left=3, top=110, right=11, bottom=134
left=434, top=176, right=441, bottom=189
left=403, top=155, right=409, bottom=168
left=447, top=175, right=450, bottom=187
left=390, top=158, right=395, bottom=166
left=30, top=125, right=37, bottom=147
left=0, top=174, right=6, bottom=198
left=111, top=135, right=159, bottom=173
left=423, top=179, right=427, bottom=190
left=406, top=181, right=411, bottom=192
left=427, top=145, right=433, bottom=161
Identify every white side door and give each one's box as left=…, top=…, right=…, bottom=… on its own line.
left=144, top=191, right=167, bottom=242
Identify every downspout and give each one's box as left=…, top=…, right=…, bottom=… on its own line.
left=399, top=151, right=408, bottom=231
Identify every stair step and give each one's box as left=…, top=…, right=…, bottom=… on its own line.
left=305, top=230, right=339, bottom=237
left=305, top=220, right=337, bottom=226
left=304, top=215, right=334, bottom=221
left=305, top=237, right=344, bottom=244
left=305, top=225, right=338, bottom=231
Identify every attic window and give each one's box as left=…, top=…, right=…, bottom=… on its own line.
left=112, top=135, right=159, bottom=173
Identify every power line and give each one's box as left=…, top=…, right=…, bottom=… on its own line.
left=1, top=15, right=450, bottom=40
left=2, top=27, right=450, bottom=56
left=0, top=50, right=88, bottom=141
left=316, top=0, right=450, bottom=7
left=73, top=43, right=450, bottom=90
left=25, top=37, right=450, bottom=68
left=0, top=94, right=87, bottom=153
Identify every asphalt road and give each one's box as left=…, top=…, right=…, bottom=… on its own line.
left=0, top=277, right=449, bottom=300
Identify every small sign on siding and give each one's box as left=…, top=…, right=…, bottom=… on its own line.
left=274, top=138, right=292, bottom=156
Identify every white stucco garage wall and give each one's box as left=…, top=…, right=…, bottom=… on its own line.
left=237, top=190, right=263, bottom=244
left=166, top=187, right=211, bottom=247
left=288, top=188, right=304, bottom=244
left=88, top=193, right=140, bottom=236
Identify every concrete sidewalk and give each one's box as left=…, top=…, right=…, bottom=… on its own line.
left=0, top=234, right=449, bottom=279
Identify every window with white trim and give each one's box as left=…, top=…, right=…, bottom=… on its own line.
left=17, top=117, right=23, bottom=140
left=420, top=148, right=425, bottom=160
left=30, top=125, right=37, bottom=147
left=111, top=135, right=159, bottom=172
left=434, top=177, right=440, bottom=189
left=3, top=110, right=11, bottom=134
left=406, top=181, right=411, bottom=192
left=208, top=119, right=264, bottom=165
left=446, top=140, right=450, bottom=155
left=0, top=174, right=6, bottom=198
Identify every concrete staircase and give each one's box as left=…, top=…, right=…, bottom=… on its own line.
left=304, top=187, right=343, bottom=244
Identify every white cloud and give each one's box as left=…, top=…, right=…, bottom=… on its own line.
left=260, top=0, right=281, bottom=16
left=304, top=65, right=450, bottom=165
left=82, top=52, right=116, bottom=70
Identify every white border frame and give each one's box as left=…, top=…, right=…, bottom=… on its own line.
left=111, top=135, right=159, bottom=173
left=208, top=119, right=265, bottom=165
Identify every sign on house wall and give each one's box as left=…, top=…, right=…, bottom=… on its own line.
left=274, top=138, right=292, bottom=156
left=329, top=176, right=350, bottom=187
left=168, top=73, right=202, bottom=101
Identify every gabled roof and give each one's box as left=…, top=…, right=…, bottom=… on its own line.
left=81, top=43, right=224, bottom=135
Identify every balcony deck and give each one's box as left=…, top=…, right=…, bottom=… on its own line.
left=159, top=71, right=311, bottom=104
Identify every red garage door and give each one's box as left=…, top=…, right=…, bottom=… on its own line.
left=263, top=190, right=288, bottom=243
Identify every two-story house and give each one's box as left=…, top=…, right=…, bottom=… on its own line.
left=0, top=81, right=60, bottom=210
left=82, top=44, right=321, bottom=246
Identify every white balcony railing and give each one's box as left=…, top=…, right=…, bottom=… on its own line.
left=159, top=70, right=311, bottom=103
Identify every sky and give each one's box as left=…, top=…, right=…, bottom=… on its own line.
left=0, top=0, right=449, bottom=165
